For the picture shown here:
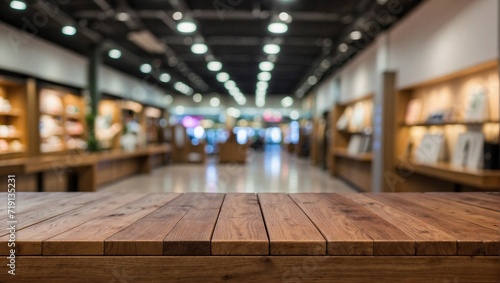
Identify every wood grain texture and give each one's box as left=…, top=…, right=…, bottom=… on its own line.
left=428, top=193, right=500, bottom=211
left=258, top=194, right=326, bottom=255
left=340, top=193, right=457, bottom=255
left=0, top=192, right=106, bottom=237
left=6, top=256, right=500, bottom=283
left=163, top=193, right=224, bottom=255
left=43, top=193, right=179, bottom=255
left=0, top=193, right=145, bottom=255
left=105, top=193, right=192, bottom=255
left=368, top=194, right=500, bottom=256
left=212, top=193, right=268, bottom=255
left=291, top=194, right=415, bottom=255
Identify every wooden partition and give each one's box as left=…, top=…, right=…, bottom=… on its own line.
left=388, top=60, right=500, bottom=191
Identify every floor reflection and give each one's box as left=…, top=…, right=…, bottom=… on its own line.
left=100, top=145, right=356, bottom=193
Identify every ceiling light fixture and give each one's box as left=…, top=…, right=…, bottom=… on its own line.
left=281, top=96, right=294, bottom=108
left=257, top=81, right=268, bottom=90
left=108, top=49, right=121, bottom=59
left=140, top=63, right=152, bottom=73
left=116, top=12, right=130, bottom=22
left=224, top=80, right=236, bottom=90
left=257, top=72, right=272, bottom=81
left=62, top=25, right=77, bottom=36
left=259, top=61, right=274, bottom=71
left=216, top=72, right=230, bottom=82
left=263, top=44, right=280, bottom=55
left=207, top=61, right=222, bottom=71
left=279, top=12, right=291, bottom=23
left=159, top=73, right=171, bottom=83
left=256, top=99, right=265, bottom=108
left=338, top=43, right=349, bottom=53
left=173, top=11, right=183, bottom=20
left=210, top=97, right=220, bottom=107
left=308, top=76, right=318, bottom=85
left=191, top=43, right=208, bottom=54
left=268, top=22, right=288, bottom=34
left=177, top=21, right=197, bottom=33
left=10, top=0, right=26, bottom=10
left=193, top=93, right=202, bottom=102
left=350, top=31, right=362, bottom=40
left=290, top=110, right=299, bottom=120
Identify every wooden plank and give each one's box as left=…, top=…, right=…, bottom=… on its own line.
left=0, top=192, right=81, bottom=219
left=395, top=193, right=500, bottom=231
left=43, top=193, right=179, bottom=255
left=211, top=194, right=268, bottom=255
left=340, top=193, right=457, bottom=255
left=368, top=194, right=500, bottom=256
left=0, top=193, right=145, bottom=255
left=427, top=192, right=500, bottom=211
left=258, top=194, right=326, bottom=255
left=6, top=256, right=500, bottom=283
left=0, top=192, right=107, bottom=237
left=290, top=193, right=373, bottom=255
left=163, top=193, right=224, bottom=255
left=105, top=193, right=192, bottom=255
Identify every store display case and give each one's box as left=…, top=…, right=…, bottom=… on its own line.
left=0, top=77, right=28, bottom=159
left=393, top=60, right=500, bottom=191
left=144, top=106, right=163, bottom=144
left=39, top=87, right=86, bottom=154
left=330, top=95, right=374, bottom=191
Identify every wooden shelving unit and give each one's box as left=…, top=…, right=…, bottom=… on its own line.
left=97, top=98, right=123, bottom=150
left=0, top=77, right=28, bottom=159
left=391, top=60, right=500, bottom=191
left=330, top=94, right=374, bottom=192
left=144, top=106, right=163, bottom=144
left=38, top=87, right=86, bottom=154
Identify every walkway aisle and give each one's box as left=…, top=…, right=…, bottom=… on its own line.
left=100, top=145, right=356, bottom=193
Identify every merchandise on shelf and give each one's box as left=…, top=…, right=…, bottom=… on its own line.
left=40, top=115, right=64, bottom=138
left=40, top=90, right=63, bottom=115
left=0, top=97, right=12, bottom=113
left=64, top=120, right=84, bottom=136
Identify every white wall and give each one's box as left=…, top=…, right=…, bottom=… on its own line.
left=0, top=22, right=168, bottom=108
left=0, top=23, right=87, bottom=88
left=389, top=0, right=499, bottom=89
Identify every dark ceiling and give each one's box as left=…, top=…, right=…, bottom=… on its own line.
left=0, top=0, right=422, bottom=100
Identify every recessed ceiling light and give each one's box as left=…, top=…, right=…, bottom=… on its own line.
left=62, top=25, right=77, bottom=36
left=10, top=0, right=26, bottom=10
left=350, top=31, right=362, bottom=40
left=140, top=63, right=152, bottom=73
left=193, top=93, right=202, bottom=102
left=281, top=96, right=293, bottom=108
left=290, top=110, right=299, bottom=120
left=207, top=61, right=222, bottom=71
left=210, top=97, right=220, bottom=107
left=256, top=99, right=265, bottom=107
left=116, top=12, right=130, bottom=21
left=259, top=61, right=274, bottom=71
left=108, top=49, right=121, bottom=59
left=268, top=22, right=288, bottom=34
left=257, top=72, right=272, bottom=81
left=191, top=43, right=208, bottom=54
left=160, top=73, right=171, bottom=83
left=307, top=76, right=317, bottom=85
left=279, top=12, right=291, bottom=23
left=216, top=72, right=230, bottom=82
left=173, top=11, right=183, bottom=20
left=164, top=94, right=173, bottom=105
left=263, top=44, right=280, bottom=55
left=175, top=105, right=185, bottom=115
left=229, top=88, right=240, bottom=96
left=236, top=97, right=246, bottom=105
left=177, top=21, right=197, bottom=33
left=338, top=43, right=349, bottom=53
left=256, top=89, right=266, bottom=97
left=224, top=80, right=236, bottom=90
left=257, top=81, right=268, bottom=90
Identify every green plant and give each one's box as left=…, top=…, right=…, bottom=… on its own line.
left=85, top=113, right=101, bottom=152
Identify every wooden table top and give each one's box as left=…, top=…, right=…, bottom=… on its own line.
left=1, top=192, right=499, bottom=257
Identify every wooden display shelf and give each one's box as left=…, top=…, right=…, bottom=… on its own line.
left=401, top=120, right=499, bottom=127
left=0, top=192, right=497, bottom=282
left=40, top=111, right=64, bottom=117
left=65, top=113, right=83, bottom=120
left=0, top=149, right=25, bottom=155
left=0, top=134, right=22, bottom=139
left=405, top=160, right=500, bottom=190
left=333, top=148, right=373, bottom=161
left=0, top=109, right=21, bottom=117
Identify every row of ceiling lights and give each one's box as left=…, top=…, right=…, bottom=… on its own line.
left=10, top=0, right=198, bottom=99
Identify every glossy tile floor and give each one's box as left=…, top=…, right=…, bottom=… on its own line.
left=100, top=145, right=357, bottom=193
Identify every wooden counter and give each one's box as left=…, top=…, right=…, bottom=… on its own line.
left=0, top=144, right=171, bottom=192
left=0, top=192, right=498, bottom=282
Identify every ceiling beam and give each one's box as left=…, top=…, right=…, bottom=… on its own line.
left=75, top=9, right=343, bottom=22
left=161, top=36, right=329, bottom=47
